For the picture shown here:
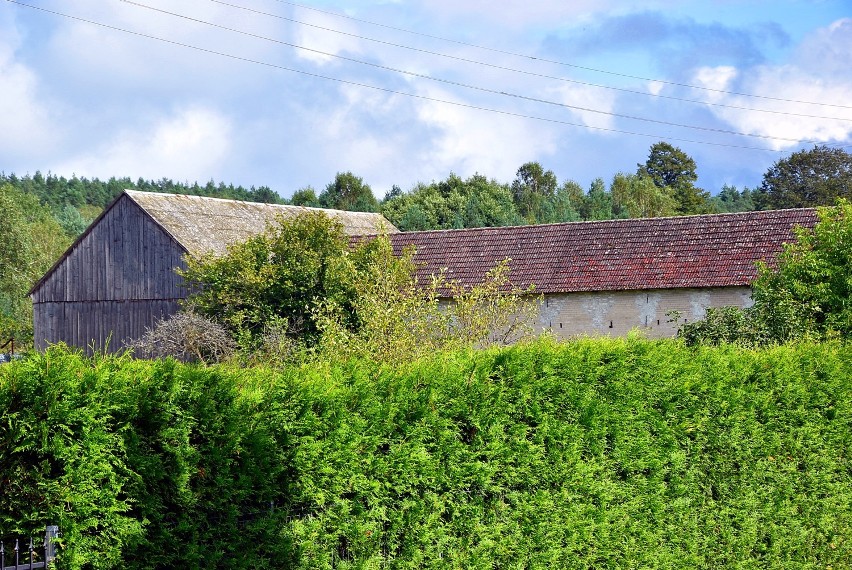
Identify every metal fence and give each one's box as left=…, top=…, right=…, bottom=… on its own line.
left=0, top=339, right=15, bottom=365
left=1, top=527, right=58, bottom=570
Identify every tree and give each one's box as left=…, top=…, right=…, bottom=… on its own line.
left=318, top=172, right=379, bottom=212
left=248, top=186, right=283, bottom=204
left=752, top=199, right=852, bottom=337
left=511, top=162, right=558, bottom=222
left=180, top=211, right=539, bottom=362
left=381, top=174, right=521, bottom=231
left=610, top=173, right=677, bottom=218
left=638, top=142, right=708, bottom=215
left=579, top=178, right=613, bottom=221
left=756, top=145, right=852, bottom=209
left=710, top=184, right=755, bottom=213
left=313, top=241, right=539, bottom=362
left=0, top=184, right=69, bottom=346
left=180, top=212, right=357, bottom=348
left=290, top=186, right=320, bottom=207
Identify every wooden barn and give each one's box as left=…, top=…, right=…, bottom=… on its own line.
left=29, top=190, right=396, bottom=352
left=390, top=208, right=818, bottom=338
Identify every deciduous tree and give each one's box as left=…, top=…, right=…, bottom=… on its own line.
left=638, top=142, right=708, bottom=214
left=180, top=212, right=357, bottom=348
left=511, top=162, right=558, bottom=222
left=611, top=172, right=677, bottom=218
left=756, top=145, right=852, bottom=209
left=318, top=172, right=379, bottom=212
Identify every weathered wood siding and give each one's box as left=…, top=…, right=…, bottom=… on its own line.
left=32, top=195, right=188, bottom=352
left=33, top=300, right=181, bottom=352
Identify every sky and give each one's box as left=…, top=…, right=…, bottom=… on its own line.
left=1, top=0, right=850, bottom=200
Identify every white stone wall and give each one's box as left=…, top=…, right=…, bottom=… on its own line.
left=536, top=287, right=754, bottom=339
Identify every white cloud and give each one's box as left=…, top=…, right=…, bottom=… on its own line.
left=413, top=86, right=560, bottom=181
left=292, top=11, right=364, bottom=65
left=647, top=81, right=665, bottom=96
left=0, top=9, right=61, bottom=159
left=414, top=0, right=616, bottom=28
left=692, top=66, right=738, bottom=100
left=0, top=47, right=57, bottom=158
left=41, top=0, right=287, bottom=88
left=57, top=107, right=233, bottom=181
left=692, top=19, right=852, bottom=150
left=553, top=84, right=618, bottom=131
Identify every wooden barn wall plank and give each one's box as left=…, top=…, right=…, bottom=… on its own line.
left=33, top=299, right=182, bottom=353
left=32, top=195, right=188, bottom=304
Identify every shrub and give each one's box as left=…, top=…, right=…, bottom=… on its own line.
left=125, top=311, right=236, bottom=363
left=680, top=199, right=852, bottom=345
left=2, top=340, right=851, bottom=568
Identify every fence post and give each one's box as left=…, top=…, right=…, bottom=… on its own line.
left=43, top=526, right=59, bottom=567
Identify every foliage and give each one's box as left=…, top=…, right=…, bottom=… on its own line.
left=0, top=184, right=69, bottom=346
left=0, top=171, right=282, bottom=212
left=290, top=186, right=320, bottom=207
left=752, top=199, right=852, bottom=337
left=611, top=172, right=677, bottom=218
left=756, top=145, right=852, bottom=209
left=578, top=177, right=614, bottom=220
left=638, top=142, right=708, bottom=214
left=125, top=311, right=236, bottom=364
left=0, top=347, right=290, bottom=569
left=2, top=339, right=851, bottom=568
left=180, top=212, right=355, bottom=349
left=181, top=212, right=538, bottom=363
left=318, top=172, right=379, bottom=212
left=511, top=162, right=559, bottom=222
left=381, top=173, right=523, bottom=231
left=680, top=200, right=852, bottom=345
left=710, top=184, right=756, bottom=213
left=314, top=236, right=539, bottom=362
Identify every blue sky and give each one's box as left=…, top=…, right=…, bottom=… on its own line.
left=1, top=0, right=850, bottom=200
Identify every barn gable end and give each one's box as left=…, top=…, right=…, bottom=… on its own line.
left=31, top=190, right=398, bottom=353
left=31, top=193, right=188, bottom=351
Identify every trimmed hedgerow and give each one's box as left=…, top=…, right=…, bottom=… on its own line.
left=1, top=339, right=850, bottom=568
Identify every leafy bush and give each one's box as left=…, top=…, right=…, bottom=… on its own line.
left=680, top=199, right=852, bottom=345
left=314, top=237, right=539, bottom=362
left=180, top=211, right=356, bottom=349
left=182, top=212, right=539, bottom=364
left=2, top=339, right=851, bottom=568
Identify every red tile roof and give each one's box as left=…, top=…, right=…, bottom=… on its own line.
left=388, top=209, right=819, bottom=294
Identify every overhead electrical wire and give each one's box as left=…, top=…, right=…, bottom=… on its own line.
left=202, top=0, right=852, bottom=123
left=267, top=0, right=852, bottom=110
left=3, top=0, right=841, bottom=153
left=116, top=0, right=846, bottom=147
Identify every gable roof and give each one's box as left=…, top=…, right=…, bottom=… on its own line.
left=30, top=190, right=397, bottom=296
left=389, top=208, right=819, bottom=294
left=125, top=190, right=397, bottom=257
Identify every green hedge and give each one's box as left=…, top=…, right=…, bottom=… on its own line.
left=1, top=339, right=850, bottom=568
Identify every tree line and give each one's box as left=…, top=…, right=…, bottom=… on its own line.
left=3, top=143, right=850, bottom=236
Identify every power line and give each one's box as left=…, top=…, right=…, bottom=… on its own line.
left=267, top=0, right=852, bottom=111
left=0, top=1, right=829, bottom=153
left=203, top=0, right=852, bottom=123
left=116, top=0, right=848, bottom=147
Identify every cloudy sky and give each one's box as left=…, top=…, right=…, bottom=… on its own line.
left=1, top=0, right=850, bottom=200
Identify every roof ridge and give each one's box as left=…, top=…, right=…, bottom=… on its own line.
left=123, top=189, right=386, bottom=218
left=391, top=207, right=819, bottom=237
